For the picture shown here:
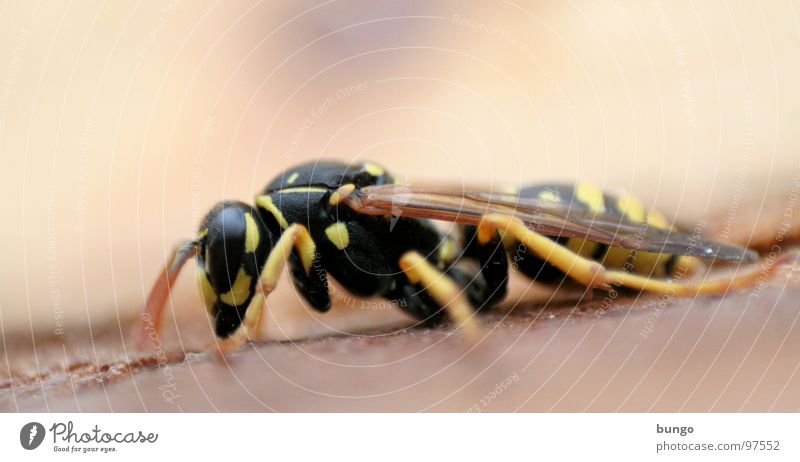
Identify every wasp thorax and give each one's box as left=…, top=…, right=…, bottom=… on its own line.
left=195, top=201, right=269, bottom=338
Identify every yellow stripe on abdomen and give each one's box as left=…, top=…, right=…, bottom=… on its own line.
left=567, top=182, right=606, bottom=258
left=602, top=194, right=674, bottom=277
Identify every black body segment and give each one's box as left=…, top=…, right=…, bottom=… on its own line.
left=195, top=201, right=271, bottom=337
left=255, top=160, right=487, bottom=324
left=457, top=231, right=509, bottom=306
left=264, top=160, right=395, bottom=193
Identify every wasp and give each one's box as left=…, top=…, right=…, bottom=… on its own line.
left=138, top=160, right=762, bottom=352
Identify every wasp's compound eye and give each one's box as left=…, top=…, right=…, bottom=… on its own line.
left=204, top=205, right=248, bottom=294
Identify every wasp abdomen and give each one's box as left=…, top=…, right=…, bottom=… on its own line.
left=501, top=182, right=680, bottom=282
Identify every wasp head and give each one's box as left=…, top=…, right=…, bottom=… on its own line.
left=196, top=201, right=270, bottom=338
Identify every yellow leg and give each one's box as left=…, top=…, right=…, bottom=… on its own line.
left=258, top=224, right=317, bottom=295
left=605, top=259, right=773, bottom=296
left=399, top=251, right=483, bottom=342
left=329, top=183, right=356, bottom=206
left=214, top=293, right=266, bottom=355
left=477, top=214, right=611, bottom=290
left=213, top=224, right=318, bottom=356
left=479, top=214, right=770, bottom=297
left=674, top=256, right=703, bottom=276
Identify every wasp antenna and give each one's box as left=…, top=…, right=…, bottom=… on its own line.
left=136, top=240, right=200, bottom=350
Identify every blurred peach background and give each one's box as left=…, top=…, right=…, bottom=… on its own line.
left=0, top=1, right=798, bottom=340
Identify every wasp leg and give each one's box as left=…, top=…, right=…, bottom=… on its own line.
left=214, top=224, right=330, bottom=355
left=603, top=256, right=778, bottom=295
left=259, top=224, right=330, bottom=309
left=399, top=251, right=483, bottom=342
left=213, top=292, right=267, bottom=355
left=477, top=214, right=611, bottom=291
left=464, top=230, right=509, bottom=308
left=329, top=183, right=356, bottom=206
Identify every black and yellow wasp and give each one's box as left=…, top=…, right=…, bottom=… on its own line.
left=138, top=160, right=760, bottom=351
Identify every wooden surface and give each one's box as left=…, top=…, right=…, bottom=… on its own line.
left=4, top=289, right=800, bottom=412
left=2, top=247, right=798, bottom=412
